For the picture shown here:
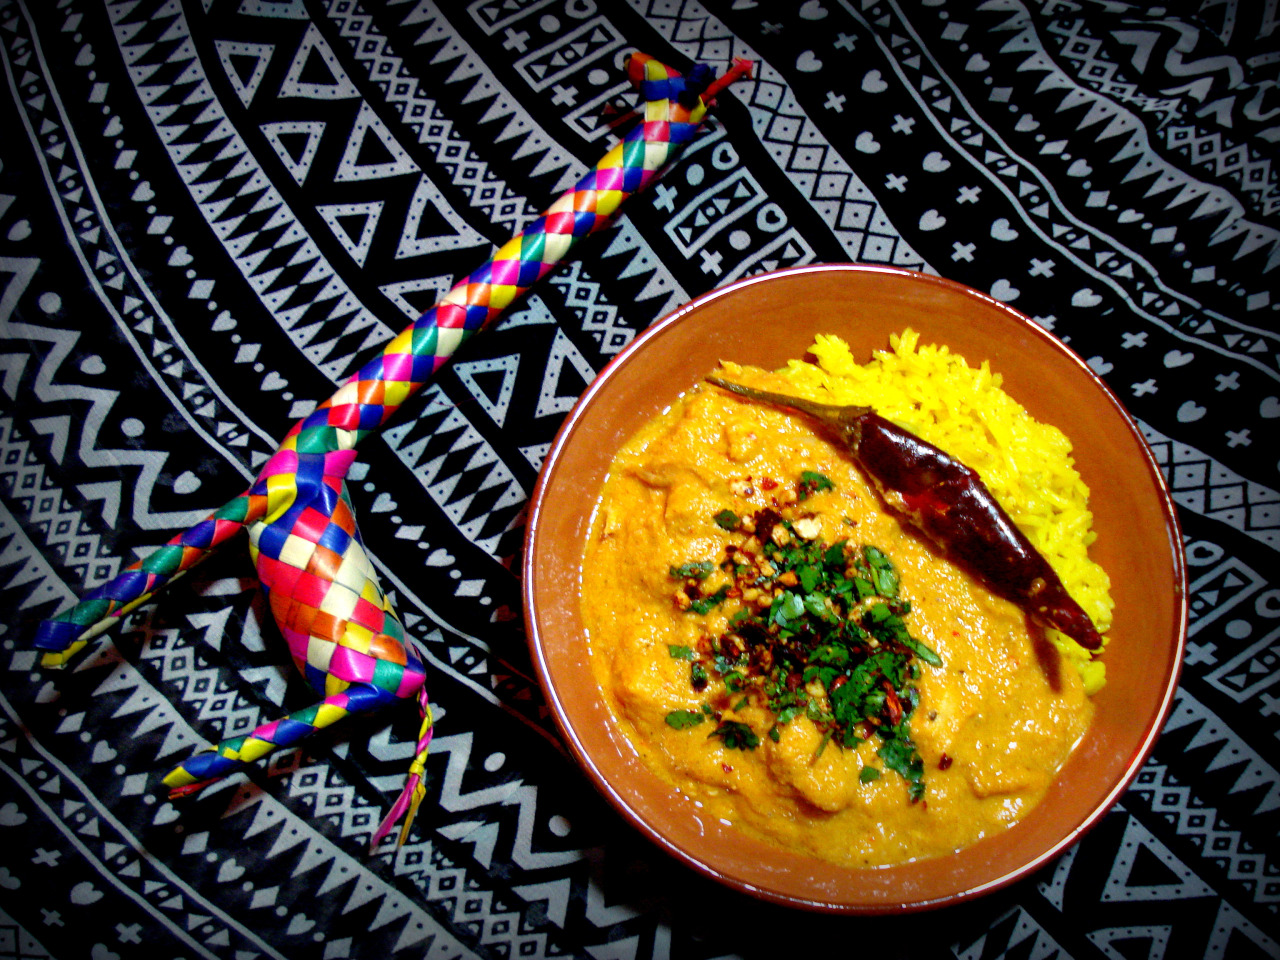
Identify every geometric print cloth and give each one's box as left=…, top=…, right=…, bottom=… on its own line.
left=1, top=1, right=1277, bottom=959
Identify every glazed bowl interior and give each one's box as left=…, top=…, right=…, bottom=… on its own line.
left=523, top=264, right=1186, bottom=912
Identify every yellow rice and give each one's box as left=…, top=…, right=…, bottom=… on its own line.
left=776, top=329, right=1113, bottom=693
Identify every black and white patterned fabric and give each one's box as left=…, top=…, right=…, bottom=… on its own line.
left=1, top=0, right=1277, bottom=957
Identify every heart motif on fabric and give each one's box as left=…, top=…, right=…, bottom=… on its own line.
left=990, top=279, right=1020, bottom=301
left=796, top=50, right=823, bottom=72
left=1067, top=159, right=1092, bottom=177
left=91, top=741, right=117, bottom=763
left=132, top=181, right=155, bottom=202
left=1163, top=350, right=1194, bottom=368
left=861, top=70, right=888, bottom=93
left=152, top=803, right=179, bottom=825
left=919, top=209, right=946, bottom=231
left=217, top=859, right=245, bottom=882
left=1015, top=114, right=1040, bottom=132
left=80, top=355, right=107, bottom=375
left=990, top=218, right=1019, bottom=241
left=1260, top=396, right=1280, bottom=419
left=799, top=0, right=828, bottom=18
left=1177, top=401, right=1206, bottom=422
left=287, top=914, right=316, bottom=936
left=71, top=881, right=104, bottom=905
left=1087, top=356, right=1113, bottom=375
left=168, top=246, right=194, bottom=267
left=427, top=548, right=455, bottom=567
left=922, top=151, right=951, bottom=172
left=0, top=802, right=26, bottom=826
left=1072, top=288, right=1103, bottom=308
left=965, top=53, right=990, bottom=71
left=7, top=220, right=31, bottom=242
left=855, top=131, right=880, bottom=153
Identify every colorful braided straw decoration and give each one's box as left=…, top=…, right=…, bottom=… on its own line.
left=34, top=52, right=754, bottom=849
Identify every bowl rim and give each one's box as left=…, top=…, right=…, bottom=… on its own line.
left=522, top=262, right=1188, bottom=913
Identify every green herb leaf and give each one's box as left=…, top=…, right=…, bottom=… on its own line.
left=863, top=545, right=899, bottom=598
left=691, top=662, right=708, bottom=689
left=665, top=709, right=706, bottom=730
left=877, top=723, right=926, bottom=800
left=710, top=720, right=760, bottom=751
left=813, top=728, right=833, bottom=759
left=689, top=585, right=731, bottom=615
left=798, top=471, right=835, bottom=501
left=798, top=564, right=821, bottom=593
left=668, top=644, right=695, bottom=660
left=669, top=561, right=714, bottom=580
left=899, top=634, right=943, bottom=668
left=823, top=540, right=848, bottom=567
left=713, top=510, right=740, bottom=530
left=770, top=591, right=806, bottom=627
left=859, top=766, right=881, bottom=784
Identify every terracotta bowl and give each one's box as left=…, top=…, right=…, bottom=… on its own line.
left=522, top=264, right=1187, bottom=913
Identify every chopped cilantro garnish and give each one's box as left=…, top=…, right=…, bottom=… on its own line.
left=659, top=485, right=940, bottom=798
left=690, top=662, right=708, bottom=690
left=899, top=634, right=943, bottom=668
left=713, top=509, right=740, bottom=530
left=665, top=709, right=706, bottom=730
left=689, top=584, right=731, bottom=615
left=864, top=545, right=899, bottom=598
left=877, top=723, right=926, bottom=800
left=797, top=471, right=835, bottom=501
left=669, top=561, right=714, bottom=580
left=710, top=720, right=760, bottom=750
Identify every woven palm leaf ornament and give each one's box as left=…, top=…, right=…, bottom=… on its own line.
left=34, top=53, right=754, bottom=848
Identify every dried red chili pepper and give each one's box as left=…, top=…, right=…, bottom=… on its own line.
left=706, top=378, right=1103, bottom=650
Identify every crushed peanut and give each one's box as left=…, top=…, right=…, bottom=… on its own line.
left=791, top=516, right=822, bottom=540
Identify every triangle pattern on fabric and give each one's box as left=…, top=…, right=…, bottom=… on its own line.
left=335, top=101, right=419, bottom=182
left=1087, top=926, right=1172, bottom=960
left=279, top=22, right=359, bottom=100
left=1205, top=899, right=1280, bottom=959
left=259, top=120, right=326, bottom=186
left=213, top=39, right=274, bottom=108
left=316, top=201, right=384, bottom=267
left=453, top=354, right=520, bottom=427
left=395, top=174, right=487, bottom=259
left=378, top=275, right=453, bottom=320
left=1102, top=816, right=1215, bottom=903
left=534, top=329, right=596, bottom=419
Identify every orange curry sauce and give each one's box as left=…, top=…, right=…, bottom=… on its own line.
left=580, top=371, right=1092, bottom=867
